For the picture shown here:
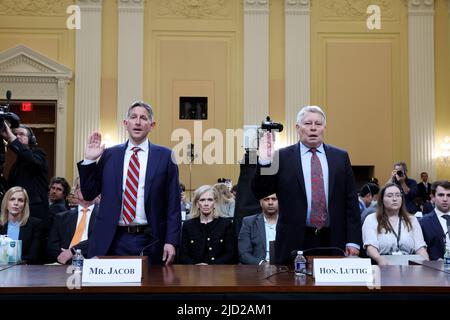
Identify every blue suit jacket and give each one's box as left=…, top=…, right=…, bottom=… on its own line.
left=419, top=210, right=445, bottom=260
left=238, top=213, right=267, bottom=265
left=253, top=143, right=362, bottom=264
left=77, top=140, right=181, bottom=262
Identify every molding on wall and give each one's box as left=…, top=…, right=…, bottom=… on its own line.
left=319, top=0, right=395, bottom=20
left=0, top=45, right=72, bottom=176
left=408, top=0, right=436, bottom=179
left=156, top=0, right=231, bottom=19
left=408, top=0, right=434, bottom=15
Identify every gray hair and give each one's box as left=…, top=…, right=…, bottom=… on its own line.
left=125, top=101, right=154, bottom=120
left=296, top=106, right=326, bottom=125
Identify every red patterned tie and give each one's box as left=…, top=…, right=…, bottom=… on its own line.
left=310, top=148, right=327, bottom=229
left=123, top=147, right=141, bottom=224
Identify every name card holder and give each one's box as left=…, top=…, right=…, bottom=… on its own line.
left=313, top=258, right=372, bottom=283
left=82, top=256, right=147, bottom=283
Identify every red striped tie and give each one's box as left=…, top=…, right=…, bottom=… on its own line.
left=123, top=147, right=141, bottom=224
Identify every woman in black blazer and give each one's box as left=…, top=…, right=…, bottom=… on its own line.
left=0, top=186, right=43, bottom=264
left=179, top=185, right=235, bottom=265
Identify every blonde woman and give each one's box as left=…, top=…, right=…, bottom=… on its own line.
left=213, top=183, right=235, bottom=218
left=362, top=183, right=428, bottom=265
left=179, top=185, right=235, bottom=264
left=0, top=186, right=43, bottom=264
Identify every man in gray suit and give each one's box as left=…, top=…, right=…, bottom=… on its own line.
left=238, top=194, right=278, bottom=265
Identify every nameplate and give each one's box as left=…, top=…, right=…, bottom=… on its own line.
left=82, top=259, right=142, bottom=283
left=313, top=258, right=372, bottom=283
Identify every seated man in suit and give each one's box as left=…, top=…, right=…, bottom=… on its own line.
left=419, top=180, right=450, bottom=260
left=48, top=176, right=70, bottom=216
left=47, top=177, right=97, bottom=264
left=238, top=193, right=278, bottom=265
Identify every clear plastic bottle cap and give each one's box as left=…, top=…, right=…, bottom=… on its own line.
left=297, top=250, right=303, bottom=255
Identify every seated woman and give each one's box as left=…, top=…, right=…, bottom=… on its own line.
left=362, top=182, right=429, bottom=265
left=213, top=183, right=235, bottom=218
left=0, top=186, right=43, bottom=264
left=179, top=185, right=235, bottom=265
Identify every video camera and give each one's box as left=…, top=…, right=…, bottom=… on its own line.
left=260, top=116, right=283, bottom=133
left=0, top=91, right=20, bottom=131
left=243, top=116, right=284, bottom=151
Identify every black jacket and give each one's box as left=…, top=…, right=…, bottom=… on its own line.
left=6, top=139, right=49, bottom=222
left=179, top=217, right=235, bottom=264
left=0, top=217, right=43, bottom=264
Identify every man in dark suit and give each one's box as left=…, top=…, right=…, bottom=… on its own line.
left=1, top=124, right=49, bottom=223
left=48, top=176, right=70, bottom=216
left=78, top=101, right=181, bottom=265
left=47, top=177, right=97, bottom=264
left=253, top=105, right=361, bottom=265
left=419, top=180, right=450, bottom=260
left=238, top=193, right=278, bottom=265
left=417, top=172, right=431, bottom=202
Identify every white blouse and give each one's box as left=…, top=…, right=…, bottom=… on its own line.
left=362, top=213, right=426, bottom=255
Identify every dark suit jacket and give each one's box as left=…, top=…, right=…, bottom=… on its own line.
left=253, top=143, right=362, bottom=265
left=0, top=217, right=43, bottom=264
left=419, top=210, right=445, bottom=260
left=49, top=199, right=68, bottom=216
left=6, top=140, right=49, bottom=223
left=238, top=213, right=267, bottom=265
left=78, top=140, right=181, bottom=262
left=417, top=182, right=431, bottom=202
left=179, top=217, right=235, bottom=264
left=47, top=205, right=98, bottom=262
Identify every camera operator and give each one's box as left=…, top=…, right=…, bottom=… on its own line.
left=0, top=123, right=49, bottom=224
left=388, top=161, right=418, bottom=214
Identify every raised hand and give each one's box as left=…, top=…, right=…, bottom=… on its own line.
left=85, top=132, right=105, bottom=160
left=258, top=131, right=274, bottom=162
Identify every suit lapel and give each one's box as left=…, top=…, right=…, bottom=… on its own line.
left=68, top=208, right=78, bottom=237
left=88, top=205, right=98, bottom=235
left=292, top=143, right=306, bottom=195
left=115, top=142, right=128, bottom=200
left=256, top=214, right=267, bottom=252
left=144, top=141, right=162, bottom=202
left=431, top=212, right=446, bottom=249
left=323, top=144, right=335, bottom=203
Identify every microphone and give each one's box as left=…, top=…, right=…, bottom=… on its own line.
left=290, top=246, right=347, bottom=258
left=140, top=238, right=159, bottom=256
left=6, top=90, right=11, bottom=102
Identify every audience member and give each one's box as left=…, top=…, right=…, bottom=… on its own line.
left=0, top=186, right=43, bottom=264
left=238, top=193, right=278, bottom=265
left=47, top=178, right=97, bottom=264
left=362, top=183, right=428, bottom=265
left=419, top=180, right=450, bottom=260
left=179, top=185, right=235, bottom=265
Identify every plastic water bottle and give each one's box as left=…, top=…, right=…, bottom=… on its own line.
left=294, top=250, right=307, bottom=275
left=72, top=249, right=84, bottom=272
left=444, top=248, right=450, bottom=271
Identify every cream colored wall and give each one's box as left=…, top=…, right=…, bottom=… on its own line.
left=435, top=0, right=450, bottom=179
left=0, top=0, right=75, bottom=182
left=311, top=0, right=409, bottom=183
left=144, top=1, right=243, bottom=193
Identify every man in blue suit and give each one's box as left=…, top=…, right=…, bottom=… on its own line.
left=253, top=106, right=361, bottom=265
left=78, top=101, right=181, bottom=265
left=419, top=180, right=450, bottom=260
left=238, top=193, right=278, bottom=265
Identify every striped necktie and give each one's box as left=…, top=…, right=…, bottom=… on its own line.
left=122, top=146, right=141, bottom=224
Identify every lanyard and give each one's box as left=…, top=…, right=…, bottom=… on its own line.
left=388, top=216, right=402, bottom=251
